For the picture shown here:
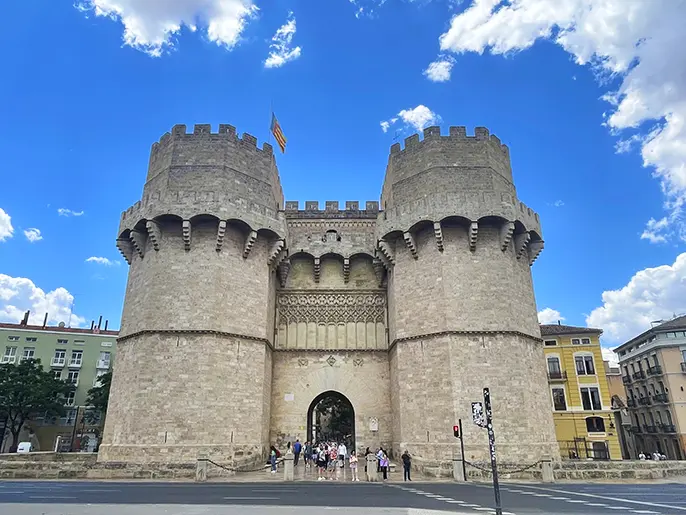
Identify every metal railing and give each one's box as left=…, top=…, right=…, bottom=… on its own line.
left=547, top=370, right=567, bottom=381
left=638, top=397, right=652, bottom=406
left=659, top=424, right=676, bottom=433
left=622, top=375, right=632, bottom=385
left=652, top=392, right=669, bottom=403
left=681, top=362, right=686, bottom=373
left=647, top=365, right=663, bottom=376
left=644, top=425, right=658, bottom=433
left=632, top=370, right=646, bottom=380
left=630, top=425, right=642, bottom=433
left=627, top=398, right=637, bottom=408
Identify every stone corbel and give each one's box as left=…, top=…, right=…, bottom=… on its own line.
left=515, top=232, right=531, bottom=259
left=433, top=222, right=444, bottom=252
left=403, top=232, right=418, bottom=260
left=268, top=239, right=285, bottom=266
left=313, top=257, right=321, bottom=283
left=500, top=222, right=515, bottom=251
left=129, top=229, right=146, bottom=258
left=469, top=222, right=478, bottom=252
left=528, top=240, right=544, bottom=265
left=372, top=258, right=385, bottom=287
left=182, top=220, right=191, bottom=251
left=343, top=258, right=350, bottom=283
left=116, top=238, right=133, bottom=265
left=243, top=230, right=257, bottom=258
left=146, top=220, right=161, bottom=251
left=216, top=221, right=227, bottom=252
left=378, top=240, right=395, bottom=265
left=278, top=260, right=290, bottom=287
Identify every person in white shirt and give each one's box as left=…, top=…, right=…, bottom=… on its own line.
left=338, top=443, right=347, bottom=468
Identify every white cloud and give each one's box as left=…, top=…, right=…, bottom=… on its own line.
left=264, top=11, right=302, bottom=69
left=86, top=256, right=120, bottom=266
left=381, top=105, right=441, bottom=134
left=438, top=0, right=686, bottom=243
left=75, top=0, right=258, bottom=57
left=601, top=346, right=619, bottom=368
left=0, top=274, right=86, bottom=328
left=0, top=208, right=13, bottom=242
left=586, top=253, right=686, bottom=343
left=23, top=228, right=42, bottom=243
left=424, top=55, right=455, bottom=82
left=538, top=307, right=565, bottom=325
left=552, top=200, right=564, bottom=208
left=641, top=217, right=669, bottom=244
left=57, top=208, right=85, bottom=217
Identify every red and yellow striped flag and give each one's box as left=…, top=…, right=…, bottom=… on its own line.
left=270, top=113, right=287, bottom=153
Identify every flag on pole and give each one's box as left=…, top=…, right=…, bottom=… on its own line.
left=270, top=113, right=287, bottom=153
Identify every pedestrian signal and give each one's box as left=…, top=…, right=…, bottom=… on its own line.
left=453, top=425, right=460, bottom=438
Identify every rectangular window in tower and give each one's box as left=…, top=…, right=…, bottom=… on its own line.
left=552, top=388, right=567, bottom=411
left=57, top=339, right=68, bottom=345
left=581, top=338, right=591, bottom=345
left=53, top=370, right=62, bottom=380
left=575, top=355, right=595, bottom=375
left=581, top=387, right=602, bottom=411
left=97, top=351, right=111, bottom=369
left=25, top=337, right=37, bottom=342
left=572, top=338, right=581, bottom=345
left=7, top=336, right=19, bottom=341
left=64, top=391, right=76, bottom=407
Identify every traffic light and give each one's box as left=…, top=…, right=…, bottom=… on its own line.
left=453, top=424, right=460, bottom=438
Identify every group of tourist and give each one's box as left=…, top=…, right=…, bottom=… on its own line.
left=273, top=439, right=412, bottom=482
left=638, top=451, right=668, bottom=460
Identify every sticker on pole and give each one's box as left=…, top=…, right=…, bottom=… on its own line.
left=472, top=402, right=486, bottom=428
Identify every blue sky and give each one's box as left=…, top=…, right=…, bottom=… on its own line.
left=1, top=0, right=685, bottom=355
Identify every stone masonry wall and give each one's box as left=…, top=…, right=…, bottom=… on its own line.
left=99, top=333, right=271, bottom=464
left=270, top=351, right=393, bottom=454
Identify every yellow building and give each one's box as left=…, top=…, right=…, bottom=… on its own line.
left=540, top=324, right=622, bottom=460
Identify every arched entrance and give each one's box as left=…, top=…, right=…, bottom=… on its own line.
left=307, top=391, right=355, bottom=450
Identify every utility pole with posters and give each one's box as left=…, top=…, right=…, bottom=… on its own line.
left=473, top=388, right=502, bottom=515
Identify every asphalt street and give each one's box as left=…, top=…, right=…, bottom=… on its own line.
left=0, top=480, right=684, bottom=515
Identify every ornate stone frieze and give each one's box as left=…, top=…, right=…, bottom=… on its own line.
left=277, top=291, right=386, bottom=324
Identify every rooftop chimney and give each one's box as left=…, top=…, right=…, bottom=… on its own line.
left=97, top=315, right=103, bottom=330
left=20, top=310, right=30, bottom=326
left=104, top=320, right=109, bottom=331
left=42, top=313, right=48, bottom=329
left=90, top=320, right=95, bottom=330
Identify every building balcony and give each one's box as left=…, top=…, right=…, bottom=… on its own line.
left=547, top=370, right=567, bottom=381
left=647, top=365, right=663, bottom=376
left=638, top=397, right=652, bottom=406
left=68, top=361, right=82, bottom=369
left=622, top=375, right=633, bottom=385
left=652, top=392, right=669, bottom=403
left=632, top=370, right=646, bottom=381
left=630, top=425, right=642, bottom=433
left=96, top=360, right=111, bottom=369
left=659, top=424, right=676, bottom=433
left=627, top=398, right=637, bottom=408
left=51, top=359, right=65, bottom=367
left=644, top=425, right=659, bottom=433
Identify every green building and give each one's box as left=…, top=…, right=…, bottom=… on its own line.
left=0, top=318, right=118, bottom=452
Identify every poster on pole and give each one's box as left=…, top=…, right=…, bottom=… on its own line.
left=472, top=402, right=486, bottom=428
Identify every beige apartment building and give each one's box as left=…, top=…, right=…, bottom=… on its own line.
left=615, top=315, right=686, bottom=460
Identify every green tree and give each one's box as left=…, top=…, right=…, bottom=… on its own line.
left=84, top=370, right=112, bottom=425
left=0, top=358, right=75, bottom=452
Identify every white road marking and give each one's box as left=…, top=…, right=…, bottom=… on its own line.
left=510, top=485, right=686, bottom=512
left=445, top=500, right=465, bottom=504
left=28, top=496, right=77, bottom=500
left=222, top=496, right=280, bottom=500
left=586, top=503, right=609, bottom=507
left=0, top=491, right=25, bottom=494
left=549, top=497, right=570, bottom=500
left=474, top=508, right=495, bottom=512
left=630, top=511, right=659, bottom=514
left=566, top=500, right=587, bottom=503
left=606, top=508, right=631, bottom=511
left=531, top=493, right=552, bottom=497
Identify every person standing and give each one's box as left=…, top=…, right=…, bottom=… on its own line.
left=401, top=450, right=412, bottom=481
left=379, top=451, right=389, bottom=481
left=303, top=441, right=312, bottom=468
left=349, top=451, right=359, bottom=482
left=270, top=446, right=277, bottom=474
left=293, top=439, right=302, bottom=466
left=337, top=442, right=347, bottom=468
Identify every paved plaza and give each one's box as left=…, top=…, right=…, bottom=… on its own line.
left=1, top=480, right=685, bottom=515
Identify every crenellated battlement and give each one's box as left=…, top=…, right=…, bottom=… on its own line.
left=389, top=125, right=509, bottom=158
left=284, top=200, right=380, bottom=219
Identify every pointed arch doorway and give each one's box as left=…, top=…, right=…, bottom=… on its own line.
left=307, top=391, right=355, bottom=450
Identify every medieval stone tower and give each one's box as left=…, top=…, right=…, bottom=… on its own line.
left=99, top=123, right=559, bottom=472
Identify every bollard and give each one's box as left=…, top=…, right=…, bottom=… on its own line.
left=284, top=450, right=294, bottom=481
left=541, top=455, right=554, bottom=483
left=366, top=454, right=379, bottom=482
left=453, top=458, right=466, bottom=482
left=196, top=458, right=208, bottom=482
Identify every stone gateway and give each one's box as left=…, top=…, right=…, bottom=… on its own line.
left=98, top=123, right=559, bottom=473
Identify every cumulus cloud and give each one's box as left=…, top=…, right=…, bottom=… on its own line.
left=586, top=253, right=686, bottom=343
left=57, top=208, right=84, bottom=217
left=23, top=228, right=42, bottom=243
left=75, top=0, right=258, bottom=57
left=381, top=105, right=441, bottom=134
left=86, top=256, right=120, bottom=266
left=538, top=308, right=565, bottom=325
left=438, top=0, right=686, bottom=243
left=601, top=347, right=619, bottom=368
left=424, top=55, right=455, bottom=82
left=264, top=11, right=302, bottom=69
left=0, top=274, right=85, bottom=327
left=0, top=208, right=13, bottom=242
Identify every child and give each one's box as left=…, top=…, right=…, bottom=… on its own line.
left=349, top=450, right=359, bottom=482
